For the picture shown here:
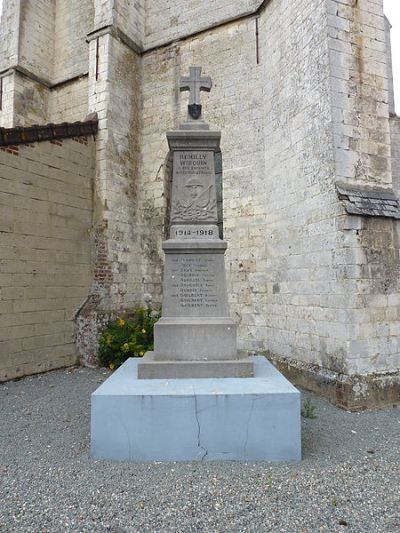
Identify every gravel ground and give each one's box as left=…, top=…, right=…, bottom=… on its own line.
left=0, top=366, right=399, bottom=533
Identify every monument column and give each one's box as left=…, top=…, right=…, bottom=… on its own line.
left=91, top=66, right=300, bottom=463
left=138, top=67, right=253, bottom=379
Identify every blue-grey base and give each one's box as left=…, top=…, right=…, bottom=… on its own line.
left=91, top=356, right=301, bottom=462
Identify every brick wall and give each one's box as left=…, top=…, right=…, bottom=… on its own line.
left=0, top=138, right=95, bottom=381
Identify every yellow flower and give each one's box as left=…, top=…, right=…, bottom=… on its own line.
left=122, top=343, right=130, bottom=353
left=139, top=351, right=144, bottom=356
left=118, top=318, right=126, bottom=327
left=141, top=328, right=146, bottom=334
left=109, top=363, right=115, bottom=370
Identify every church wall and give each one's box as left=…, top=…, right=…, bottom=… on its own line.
left=244, top=0, right=349, bottom=371
left=391, top=117, right=400, bottom=191
left=49, top=77, right=89, bottom=124
left=0, top=0, right=398, bottom=402
left=139, top=0, right=348, bottom=370
left=144, top=0, right=262, bottom=49
left=139, top=0, right=400, bottom=386
left=140, top=16, right=264, bottom=310
left=94, top=0, right=114, bottom=29
left=89, top=34, right=143, bottom=310
left=328, top=0, right=392, bottom=188
left=114, top=0, right=146, bottom=49
left=10, top=72, right=49, bottom=127
left=76, top=32, right=144, bottom=365
left=0, top=138, right=95, bottom=382
left=0, top=73, right=16, bottom=128
left=385, top=16, right=395, bottom=115
left=53, top=0, right=93, bottom=84
left=18, top=0, right=55, bottom=82
left=0, top=0, right=54, bottom=127
left=0, top=0, right=20, bottom=71
left=324, top=0, right=400, bottom=376
left=0, top=1, right=21, bottom=128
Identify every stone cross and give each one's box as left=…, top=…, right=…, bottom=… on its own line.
left=179, top=66, right=212, bottom=120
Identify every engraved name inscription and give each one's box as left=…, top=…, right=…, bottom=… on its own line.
left=170, top=256, right=218, bottom=309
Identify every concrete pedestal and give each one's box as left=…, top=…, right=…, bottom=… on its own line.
left=91, top=356, right=301, bottom=462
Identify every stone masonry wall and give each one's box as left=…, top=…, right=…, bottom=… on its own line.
left=0, top=138, right=95, bottom=381
left=53, top=0, right=93, bottom=84
left=144, top=0, right=262, bottom=49
left=328, top=0, right=392, bottom=188
left=0, top=0, right=93, bottom=127
left=114, top=0, right=146, bottom=49
left=0, top=0, right=19, bottom=71
left=323, top=0, right=400, bottom=375
left=49, top=77, right=89, bottom=124
left=391, top=117, right=400, bottom=192
left=0, top=72, right=16, bottom=128
left=0, top=0, right=398, bottom=386
left=250, top=0, right=345, bottom=370
left=385, top=16, right=395, bottom=115
left=77, top=30, right=144, bottom=365
left=139, top=0, right=346, bottom=370
left=0, top=0, right=20, bottom=128
left=94, top=0, right=113, bottom=29
left=49, top=0, right=93, bottom=122
left=139, top=0, right=399, bottom=378
left=88, top=33, right=142, bottom=310
left=139, top=17, right=264, bottom=307
left=11, top=73, right=49, bottom=126
left=19, top=0, right=55, bottom=82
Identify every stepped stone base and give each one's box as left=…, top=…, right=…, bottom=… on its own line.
left=138, top=351, right=254, bottom=379
left=91, top=356, right=301, bottom=462
left=153, top=317, right=238, bottom=361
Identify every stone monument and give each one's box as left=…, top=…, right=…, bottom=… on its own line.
left=138, top=66, right=253, bottom=379
left=90, top=67, right=301, bottom=463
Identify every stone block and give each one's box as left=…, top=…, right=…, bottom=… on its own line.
left=153, top=317, right=237, bottom=361
left=91, top=356, right=301, bottom=462
left=138, top=352, right=254, bottom=379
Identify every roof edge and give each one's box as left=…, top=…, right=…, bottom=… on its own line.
left=0, top=115, right=98, bottom=147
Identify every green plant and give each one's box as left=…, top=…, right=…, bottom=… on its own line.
left=98, top=308, right=160, bottom=370
left=301, top=398, right=317, bottom=419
